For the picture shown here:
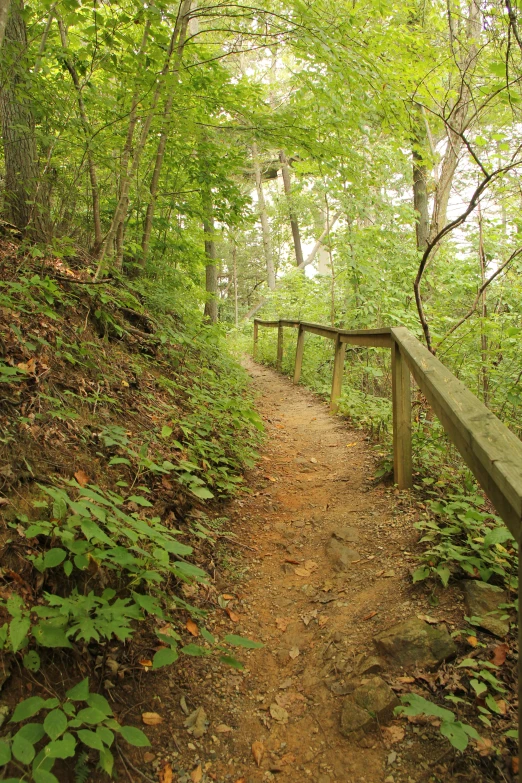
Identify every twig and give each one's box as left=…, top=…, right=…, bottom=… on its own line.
left=116, top=743, right=156, bottom=783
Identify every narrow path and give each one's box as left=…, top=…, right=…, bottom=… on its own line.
left=150, top=359, right=449, bottom=783
left=210, top=359, right=423, bottom=783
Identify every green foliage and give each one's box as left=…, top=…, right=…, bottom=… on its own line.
left=396, top=693, right=480, bottom=752
left=0, top=678, right=148, bottom=782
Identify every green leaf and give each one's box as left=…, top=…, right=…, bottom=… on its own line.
left=219, top=654, right=244, bottom=670
left=190, top=485, right=214, bottom=500
left=23, top=650, right=41, bottom=673
left=63, top=561, right=73, bottom=577
left=66, top=678, right=89, bottom=701
left=411, top=567, right=430, bottom=583
left=201, top=628, right=216, bottom=644
left=12, top=733, right=35, bottom=764
left=42, top=549, right=67, bottom=570
left=76, top=707, right=107, bottom=725
left=96, top=726, right=114, bottom=747
left=482, top=526, right=514, bottom=547
left=77, top=729, right=104, bottom=750
left=11, top=696, right=46, bottom=722
left=180, top=643, right=209, bottom=657
left=127, top=495, right=153, bottom=507
left=152, top=647, right=178, bottom=669
left=9, top=616, right=30, bottom=653
left=43, top=709, right=68, bottom=740
left=0, top=739, right=11, bottom=766
left=33, top=770, right=60, bottom=783
left=436, top=565, right=450, bottom=587
left=43, top=732, right=76, bottom=759
left=161, top=425, right=173, bottom=438
left=32, top=623, right=72, bottom=649
left=16, top=723, right=45, bottom=744
left=119, top=725, right=151, bottom=747
left=85, top=693, right=112, bottom=716
left=223, top=634, right=263, bottom=649
left=485, top=694, right=502, bottom=714
left=440, top=720, right=469, bottom=751
left=99, top=746, right=114, bottom=775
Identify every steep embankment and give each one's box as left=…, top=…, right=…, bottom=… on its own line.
left=0, top=240, right=263, bottom=781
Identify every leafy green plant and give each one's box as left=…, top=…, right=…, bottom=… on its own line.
left=396, top=693, right=480, bottom=751
left=0, top=677, right=150, bottom=782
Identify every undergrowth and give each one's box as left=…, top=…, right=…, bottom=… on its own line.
left=0, top=241, right=264, bottom=781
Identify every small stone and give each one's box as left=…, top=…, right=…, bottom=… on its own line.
left=462, top=580, right=509, bottom=638
left=385, top=777, right=395, bottom=783
left=356, top=655, right=386, bottom=676
left=269, top=703, right=289, bottom=723
left=387, top=751, right=397, bottom=765
left=373, top=618, right=456, bottom=668
left=340, top=676, right=399, bottom=736
left=325, top=537, right=360, bottom=571
left=318, top=775, right=331, bottom=783
left=333, top=526, right=360, bottom=543
left=143, top=752, right=155, bottom=763
left=187, top=743, right=196, bottom=751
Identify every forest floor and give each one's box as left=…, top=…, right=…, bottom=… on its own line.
left=139, top=358, right=504, bottom=783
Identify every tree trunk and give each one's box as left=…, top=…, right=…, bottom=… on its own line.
left=203, top=212, right=218, bottom=323
left=0, top=0, right=10, bottom=52
left=0, top=0, right=49, bottom=239
left=141, top=0, right=191, bottom=262
left=252, top=140, right=275, bottom=290
left=279, top=150, right=304, bottom=267
left=58, top=17, right=102, bottom=254
left=412, top=106, right=429, bottom=250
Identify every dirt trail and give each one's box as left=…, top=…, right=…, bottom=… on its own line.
left=149, top=359, right=449, bottom=783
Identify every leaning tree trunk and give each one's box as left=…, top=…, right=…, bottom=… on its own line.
left=0, top=0, right=49, bottom=238
left=412, top=105, right=429, bottom=251
left=202, top=190, right=218, bottom=323
left=0, top=0, right=11, bottom=51
left=279, top=150, right=304, bottom=267
left=252, top=141, right=275, bottom=290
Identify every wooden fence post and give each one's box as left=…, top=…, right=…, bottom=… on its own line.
left=391, top=341, right=413, bottom=489
left=293, top=325, right=305, bottom=384
left=329, top=333, right=346, bottom=412
left=253, top=320, right=259, bottom=359
left=277, top=322, right=284, bottom=371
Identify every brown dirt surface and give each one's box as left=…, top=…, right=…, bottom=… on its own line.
left=129, top=359, right=507, bottom=783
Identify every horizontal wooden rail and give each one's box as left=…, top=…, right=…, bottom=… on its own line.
left=253, top=317, right=522, bottom=776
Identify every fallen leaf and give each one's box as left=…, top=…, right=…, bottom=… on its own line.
left=417, top=614, right=440, bottom=624
left=304, top=560, right=318, bottom=572
left=74, top=469, right=90, bottom=487
left=159, top=763, right=173, bottom=783
left=184, top=706, right=207, bottom=738
left=495, top=699, right=508, bottom=715
left=475, top=737, right=493, bottom=756
left=269, top=703, right=289, bottom=723
left=284, top=558, right=300, bottom=564
left=216, top=724, right=233, bottom=733
left=294, top=567, right=311, bottom=577
left=512, top=757, right=519, bottom=775
left=279, top=678, right=293, bottom=689
left=191, top=764, right=203, bottom=783
left=162, top=477, right=173, bottom=490
left=234, top=779, right=246, bottom=783
left=143, top=752, right=155, bottom=763
left=222, top=594, right=235, bottom=600
left=276, top=617, right=290, bottom=632
left=138, top=658, right=153, bottom=668
left=252, top=740, right=264, bottom=766
left=289, top=647, right=300, bottom=659
left=346, top=442, right=357, bottom=447
left=280, top=752, right=296, bottom=765
left=397, top=676, right=415, bottom=684
left=186, top=619, right=199, bottom=637
left=142, top=712, right=163, bottom=726
left=491, top=642, right=509, bottom=666
left=466, top=635, right=478, bottom=647
left=226, top=608, right=240, bottom=622
left=383, top=725, right=405, bottom=744
left=0, top=498, right=8, bottom=506
left=363, top=611, right=378, bottom=621
left=318, top=615, right=329, bottom=628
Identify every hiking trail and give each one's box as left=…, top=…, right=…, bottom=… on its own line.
left=144, top=358, right=461, bottom=783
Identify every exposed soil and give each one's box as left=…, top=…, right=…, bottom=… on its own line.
left=130, top=359, right=507, bottom=783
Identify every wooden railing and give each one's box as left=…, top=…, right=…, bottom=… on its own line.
left=254, top=317, right=522, bottom=770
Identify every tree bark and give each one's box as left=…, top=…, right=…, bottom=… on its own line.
left=58, top=17, right=102, bottom=254
left=0, top=0, right=49, bottom=238
left=412, top=105, right=429, bottom=250
left=279, top=150, right=304, bottom=267
left=203, top=205, right=218, bottom=323
left=141, top=0, right=191, bottom=262
left=0, top=0, right=11, bottom=52
left=252, top=140, right=275, bottom=290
